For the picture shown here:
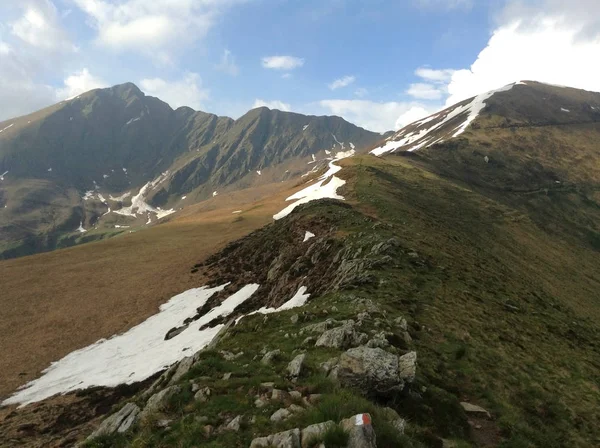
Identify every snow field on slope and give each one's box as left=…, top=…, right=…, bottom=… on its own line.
left=235, top=286, right=311, bottom=324
left=371, top=82, right=518, bottom=156
left=273, top=150, right=355, bottom=220
left=3, top=283, right=314, bottom=407
left=3, top=284, right=264, bottom=406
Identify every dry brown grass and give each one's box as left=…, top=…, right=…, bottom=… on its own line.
left=0, top=179, right=305, bottom=399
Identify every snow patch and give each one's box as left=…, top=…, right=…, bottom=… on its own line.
left=181, top=196, right=187, bottom=200
left=114, top=172, right=175, bottom=220
left=371, top=82, right=518, bottom=156
left=126, top=116, right=141, bottom=126
left=561, top=108, right=570, bottom=113
left=0, top=171, right=8, bottom=181
left=303, top=124, right=309, bottom=131
left=0, top=123, right=14, bottom=133
left=47, top=168, right=52, bottom=172
left=303, top=231, right=315, bottom=242
left=76, top=221, right=87, bottom=233
left=115, top=225, right=130, bottom=228
left=256, top=170, right=262, bottom=176
left=2, top=283, right=262, bottom=406
left=332, top=134, right=345, bottom=150
left=109, top=192, right=131, bottom=202
left=212, top=191, right=218, bottom=197
left=274, top=150, right=354, bottom=220
left=236, top=286, right=310, bottom=324
left=232, top=210, right=242, bottom=214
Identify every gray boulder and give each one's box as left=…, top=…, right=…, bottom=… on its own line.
left=337, top=346, right=403, bottom=395
left=398, top=351, right=417, bottom=383
left=287, top=354, right=306, bottom=380
left=168, top=356, right=194, bottom=385
left=261, top=349, right=281, bottom=365
left=366, top=332, right=390, bottom=349
left=270, top=408, right=292, bottom=422
left=319, top=357, right=339, bottom=376
left=141, top=385, right=181, bottom=420
left=87, top=402, right=140, bottom=440
left=301, top=421, right=336, bottom=448
left=194, top=386, right=212, bottom=402
left=340, top=413, right=377, bottom=448
left=315, top=321, right=368, bottom=349
left=250, top=428, right=301, bottom=448
left=460, top=402, right=491, bottom=419
left=226, top=415, right=244, bottom=432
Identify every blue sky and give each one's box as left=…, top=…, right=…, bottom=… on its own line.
left=1, top=0, right=600, bottom=131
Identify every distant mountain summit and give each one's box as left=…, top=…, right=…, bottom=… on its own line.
left=371, top=81, right=600, bottom=155
left=0, top=83, right=381, bottom=258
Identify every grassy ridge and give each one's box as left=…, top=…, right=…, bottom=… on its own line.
left=83, top=152, right=599, bottom=447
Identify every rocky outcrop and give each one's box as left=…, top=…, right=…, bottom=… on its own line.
left=140, top=385, right=181, bottom=420
left=250, top=428, right=301, bottom=448
left=168, top=356, right=194, bottom=385
left=336, top=347, right=405, bottom=395
left=300, top=421, right=336, bottom=448
left=315, top=320, right=368, bottom=349
left=86, top=402, right=140, bottom=440
left=251, top=413, right=383, bottom=448
left=287, top=354, right=306, bottom=381
left=398, top=351, right=417, bottom=384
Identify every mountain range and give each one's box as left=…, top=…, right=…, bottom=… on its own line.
left=0, top=83, right=381, bottom=259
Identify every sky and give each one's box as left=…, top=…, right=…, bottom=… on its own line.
left=1, top=0, right=600, bottom=132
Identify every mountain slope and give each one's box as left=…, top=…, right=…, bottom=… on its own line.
left=371, top=81, right=600, bottom=155
left=0, top=84, right=381, bottom=259
left=1, top=82, right=599, bottom=448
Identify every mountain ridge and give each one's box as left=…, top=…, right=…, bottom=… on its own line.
left=0, top=82, right=381, bottom=259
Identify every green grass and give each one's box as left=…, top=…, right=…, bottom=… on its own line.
left=85, top=153, right=600, bottom=447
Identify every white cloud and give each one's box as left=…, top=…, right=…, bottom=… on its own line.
left=0, top=46, right=56, bottom=120
left=72, top=0, right=243, bottom=63
left=282, top=73, right=292, bottom=79
left=413, top=0, right=473, bottom=10
left=406, top=83, right=444, bottom=100
left=252, top=99, right=291, bottom=111
left=55, top=69, right=107, bottom=100
left=441, top=18, right=600, bottom=107
left=501, top=0, right=600, bottom=39
left=328, top=75, right=356, bottom=90
left=140, top=73, right=209, bottom=110
left=414, top=67, right=455, bottom=83
left=394, top=107, right=432, bottom=129
left=354, top=87, right=368, bottom=98
left=317, top=99, right=438, bottom=132
left=261, top=55, right=304, bottom=70
left=215, top=49, right=239, bottom=76
left=10, top=0, right=75, bottom=51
